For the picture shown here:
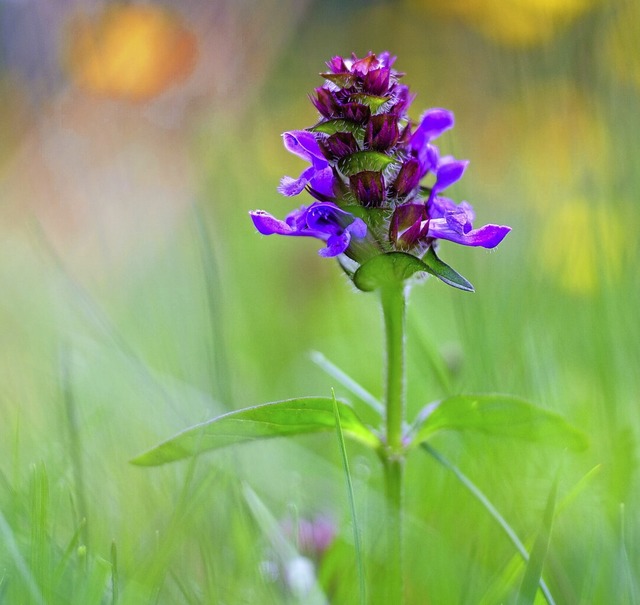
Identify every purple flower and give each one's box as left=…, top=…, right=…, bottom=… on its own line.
left=390, top=200, right=510, bottom=250
left=410, top=108, right=455, bottom=152
left=278, top=131, right=335, bottom=199
left=281, top=515, right=336, bottom=559
left=409, top=108, right=455, bottom=178
left=250, top=202, right=367, bottom=258
left=432, top=157, right=469, bottom=197
left=250, top=51, right=510, bottom=287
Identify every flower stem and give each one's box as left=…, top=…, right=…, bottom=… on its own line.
left=380, top=284, right=406, bottom=603
left=381, top=285, right=406, bottom=453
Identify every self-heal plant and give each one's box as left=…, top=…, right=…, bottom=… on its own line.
left=249, top=51, right=510, bottom=290
left=133, top=53, right=586, bottom=604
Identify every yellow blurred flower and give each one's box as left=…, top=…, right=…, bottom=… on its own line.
left=604, top=1, right=640, bottom=90
left=64, top=3, right=198, bottom=102
left=470, top=83, right=611, bottom=205
left=539, top=199, right=628, bottom=295
left=413, top=0, right=599, bottom=47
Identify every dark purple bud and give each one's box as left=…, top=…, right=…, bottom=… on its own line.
left=363, top=68, right=390, bottom=95
left=393, top=158, right=421, bottom=197
left=389, top=203, right=429, bottom=250
left=397, top=122, right=412, bottom=146
left=351, top=53, right=379, bottom=75
left=341, top=102, right=371, bottom=123
left=349, top=171, right=386, bottom=207
left=311, top=88, right=340, bottom=118
left=366, top=114, right=399, bottom=151
left=388, top=84, right=414, bottom=116
left=320, top=132, right=359, bottom=161
left=325, top=56, right=348, bottom=74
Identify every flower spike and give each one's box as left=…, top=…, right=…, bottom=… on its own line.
left=251, top=51, right=510, bottom=289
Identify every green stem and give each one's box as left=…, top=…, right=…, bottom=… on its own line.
left=380, top=284, right=407, bottom=603
left=381, top=285, right=406, bottom=453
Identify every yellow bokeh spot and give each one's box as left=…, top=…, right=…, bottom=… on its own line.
left=471, top=84, right=611, bottom=206
left=605, top=2, right=640, bottom=90
left=414, top=0, right=599, bottom=47
left=539, top=200, right=627, bottom=295
left=65, top=4, right=198, bottom=102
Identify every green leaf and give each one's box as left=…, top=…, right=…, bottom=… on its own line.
left=422, top=246, right=474, bottom=292
left=350, top=93, right=388, bottom=112
left=517, top=473, right=559, bottom=605
left=320, top=72, right=357, bottom=88
left=131, top=397, right=380, bottom=466
left=308, top=119, right=364, bottom=138
left=337, top=151, right=396, bottom=177
left=353, top=252, right=430, bottom=292
left=409, top=394, right=588, bottom=452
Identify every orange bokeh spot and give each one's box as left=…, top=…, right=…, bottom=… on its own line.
left=65, top=4, right=198, bottom=102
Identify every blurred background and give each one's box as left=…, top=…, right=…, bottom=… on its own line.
left=0, top=0, right=639, bottom=603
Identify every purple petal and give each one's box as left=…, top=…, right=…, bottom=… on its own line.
left=388, top=84, right=415, bottom=116
left=278, top=165, right=316, bottom=197
left=309, top=166, right=335, bottom=199
left=411, top=108, right=455, bottom=153
left=348, top=216, right=368, bottom=239
left=433, top=160, right=469, bottom=193
left=282, top=131, right=325, bottom=165
left=321, top=232, right=351, bottom=257
left=250, top=202, right=367, bottom=257
left=250, top=210, right=298, bottom=236
left=416, top=109, right=455, bottom=139
left=428, top=196, right=459, bottom=218
left=444, top=209, right=472, bottom=234
left=278, top=175, right=307, bottom=196
left=305, top=203, right=356, bottom=234
left=428, top=219, right=511, bottom=248
left=378, top=51, right=396, bottom=69
left=424, top=144, right=440, bottom=172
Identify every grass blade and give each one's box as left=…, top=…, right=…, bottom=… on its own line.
left=310, top=351, right=383, bottom=416
left=192, top=203, right=233, bottom=407
left=517, top=472, right=560, bottom=604
left=0, top=509, right=46, bottom=605
left=110, top=541, right=119, bottom=605
left=59, top=345, right=89, bottom=549
left=421, top=443, right=556, bottom=605
left=332, top=392, right=366, bottom=605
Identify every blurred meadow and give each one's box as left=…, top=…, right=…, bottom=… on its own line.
left=1, top=0, right=639, bottom=603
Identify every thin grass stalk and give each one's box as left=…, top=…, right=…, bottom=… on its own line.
left=332, top=394, right=366, bottom=605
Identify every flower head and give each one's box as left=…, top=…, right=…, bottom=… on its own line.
left=251, top=51, right=510, bottom=289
